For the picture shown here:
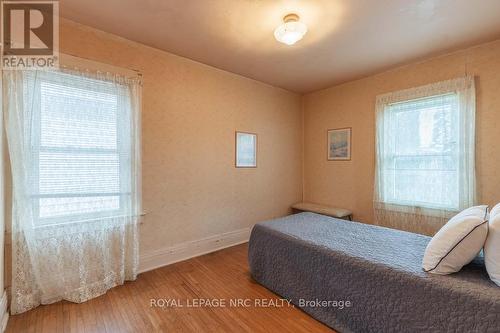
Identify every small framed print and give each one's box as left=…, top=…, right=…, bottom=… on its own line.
left=235, top=131, right=257, bottom=168
left=327, top=128, right=351, bottom=161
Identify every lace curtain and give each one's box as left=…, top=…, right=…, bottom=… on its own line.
left=374, top=77, right=476, bottom=235
left=3, top=67, right=142, bottom=314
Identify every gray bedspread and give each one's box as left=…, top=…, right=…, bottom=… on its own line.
left=248, top=212, right=500, bottom=333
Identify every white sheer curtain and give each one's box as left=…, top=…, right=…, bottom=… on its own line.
left=374, top=77, right=476, bottom=235
left=3, top=66, right=142, bottom=314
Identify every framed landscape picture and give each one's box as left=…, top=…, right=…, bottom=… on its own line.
left=327, top=128, right=351, bottom=161
left=235, top=131, right=257, bottom=168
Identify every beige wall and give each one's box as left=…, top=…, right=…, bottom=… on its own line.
left=303, top=39, right=500, bottom=235
left=57, top=20, right=303, bottom=255
left=4, top=19, right=500, bottom=275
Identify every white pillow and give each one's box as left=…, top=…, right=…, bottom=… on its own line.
left=422, top=205, right=488, bottom=275
left=485, top=203, right=500, bottom=286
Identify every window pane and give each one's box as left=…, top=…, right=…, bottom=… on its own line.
left=40, top=82, right=118, bottom=150
left=38, top=152, right=120, bottom=195
left=391, top=157, right=458, bottom=208
left=33, top=73, right=128, bottom=224
left=384, top=94, right=459, bottom=209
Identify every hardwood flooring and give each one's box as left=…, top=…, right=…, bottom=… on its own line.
left=6, top=243, right=334, bottom=332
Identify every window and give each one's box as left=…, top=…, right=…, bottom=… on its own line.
left=382, top=94, right=459, bottom=210
left=26, top=71, right=133, bottom=226
left=5, top=65, right=141, bottom=314
left=374, top=77, right=476, bottom=215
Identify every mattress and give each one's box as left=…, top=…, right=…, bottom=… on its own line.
left=248, top=212, right=500, bottom=333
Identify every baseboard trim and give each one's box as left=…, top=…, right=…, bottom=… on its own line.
left=139, top=227, right=252, bottom=273
left=0, top=291, right=8, bottom=332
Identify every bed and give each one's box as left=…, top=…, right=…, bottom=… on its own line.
left=248, top=212, right=500, bottom=333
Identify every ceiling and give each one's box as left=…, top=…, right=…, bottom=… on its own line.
left=60, top=0, right=500, bottom=93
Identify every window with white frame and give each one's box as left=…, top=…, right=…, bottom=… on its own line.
left=374, top=77, right=476, bottom=215
left=382, top=94, right=459, bottom=209
left=26, top=70, right=133, bottom=226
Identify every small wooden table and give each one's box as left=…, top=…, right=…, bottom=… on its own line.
left=291, top=202, right=353, bottom=221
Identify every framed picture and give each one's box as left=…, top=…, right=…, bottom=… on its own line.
left=235, top=131, right=257, bottom=168
left=327, top=127, right=351, bottom=161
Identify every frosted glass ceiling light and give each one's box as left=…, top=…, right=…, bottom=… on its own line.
left=274, top=13, right=307, bottom=46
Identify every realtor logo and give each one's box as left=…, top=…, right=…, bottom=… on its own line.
left=1, top=0, right=59, bottom=69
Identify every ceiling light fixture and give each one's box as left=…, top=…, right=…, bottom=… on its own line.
left=274, top=13, right=307, bottom=46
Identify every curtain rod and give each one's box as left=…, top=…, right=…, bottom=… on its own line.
left=60, top=52, right=143, bottom=78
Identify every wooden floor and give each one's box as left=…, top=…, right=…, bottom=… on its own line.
left=6, top=244, right=333, bottom=333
